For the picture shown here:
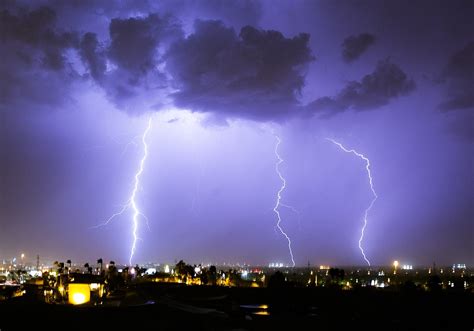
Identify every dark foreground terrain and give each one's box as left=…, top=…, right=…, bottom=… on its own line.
left=1, top=284, right=472, bottom=330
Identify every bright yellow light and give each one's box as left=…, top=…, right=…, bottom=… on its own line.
left=393, top=260, right=399, bottom=268
left=21, top=254, right=25, bottom=259
left=89, top=283, right=100, bottom=290
left=68, top=284, right=90, bottom=305
left=72, top=293, right=86, bottom=304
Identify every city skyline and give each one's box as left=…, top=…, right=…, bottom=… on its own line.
left=1, top=0, right=473, bottom=267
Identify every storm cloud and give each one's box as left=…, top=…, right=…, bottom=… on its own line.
left=165, top=20, right=315, bottom=121
left=80, top=13, right=183, bottom=114
left=0, top=6, right=79, bottom=109
left=79, top=32, right=106, bottom=82
left=342, top=33, right=376, bottom=62
left=438, top=41, right=474, bottom=112
left=307, top=59, right=416, bottom=117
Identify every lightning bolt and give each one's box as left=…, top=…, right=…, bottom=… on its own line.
left=326, top=138, right=377, bottom=266
left=280, top=203, right=302, bottom=230
left=128, top=117, right=153, bottom=265
left=273, top=134, right=296, bottom=267
left=92, top=117, right=153, bottom=265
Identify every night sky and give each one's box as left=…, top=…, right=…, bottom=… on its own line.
left=1, top=0, right=472, bottom=267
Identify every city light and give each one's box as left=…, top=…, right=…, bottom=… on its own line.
left=89, top=283, right=100, bottom=290
left=68, top=284, right=90, bottom=305
left=145, top=268, right=156, bottom=275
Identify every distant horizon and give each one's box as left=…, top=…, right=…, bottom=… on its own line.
left=2, top=255, right=470, bottom=270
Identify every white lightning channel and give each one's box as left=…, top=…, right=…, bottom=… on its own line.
left=92, top=117, right=153, bottom=266
left=280, top=203, right=302, bottom=230
left=273, top=134, right=296, bottom=267
left=129, top=117, right=153, bottom=265
left=326, top=138, right=377, bottom=266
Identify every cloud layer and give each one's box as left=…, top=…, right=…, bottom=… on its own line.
left=79, top=13, right=183, bottom=114
left=438, top=41, right=474, bottom=112
left=342, top=33, right=376, bottom=62
left=0, top=6, right=79, bottom=109
left=165, top=20, right=314, bottom=121
left=2, top=1, right=470, bottom=125
left=307, top=59, right=416, bottom=117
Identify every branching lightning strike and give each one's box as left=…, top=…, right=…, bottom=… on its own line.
left=326, top=138, right=377, bottom=266
left=273, top=134, right=296, bottom=267
left=280, top=202, right=302, bottom=230
left=92, top=117, right=153, bottom=265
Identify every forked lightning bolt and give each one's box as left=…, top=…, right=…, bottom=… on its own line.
left=92, top=117, right=153, bottom=265
left=326, top=138, right=377, bottom=266
left=128, top=117, right=153, bottom=265
left=273, top=134, right=296, bottom=267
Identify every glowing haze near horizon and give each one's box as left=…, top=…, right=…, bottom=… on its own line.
left=1, top=0, right=473, bottom=267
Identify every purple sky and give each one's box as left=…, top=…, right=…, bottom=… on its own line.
left=1, top=0, right=473, bottom=267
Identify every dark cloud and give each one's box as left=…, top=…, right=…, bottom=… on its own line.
left=307, top=59, right=415, bottom=117
left=179, top=0, right=262, bottom=30
left=165, top=20, right=314, bottom=121
left=0, top=6, right=79, bottom=109
left=438, top=41, right=474, bottom=112
left=148, top=0, right=262, bottom=31
left=108, top=14, right=181, bottom=73
left=342, top=33, right=376, bottom=62
left=0, top=6, right=77, bottom=51
left=79, top=32, right=106, bottom=81
left=79, top=13, right=183, bottom=114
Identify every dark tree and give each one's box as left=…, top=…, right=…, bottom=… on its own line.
left=208, top=265, right=217, bottom=286
left=267, top=271, right=286, bottom=289
left=427, top=275, right=442, bottom=291
left=175, top=260, right=187, bottom=277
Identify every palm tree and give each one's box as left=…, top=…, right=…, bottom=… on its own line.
left=97, top=258, right=103, bottom=274
left=65, top=260, right=71, bottom=274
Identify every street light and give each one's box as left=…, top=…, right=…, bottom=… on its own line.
left=393, top=260, right=399, bottom=275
